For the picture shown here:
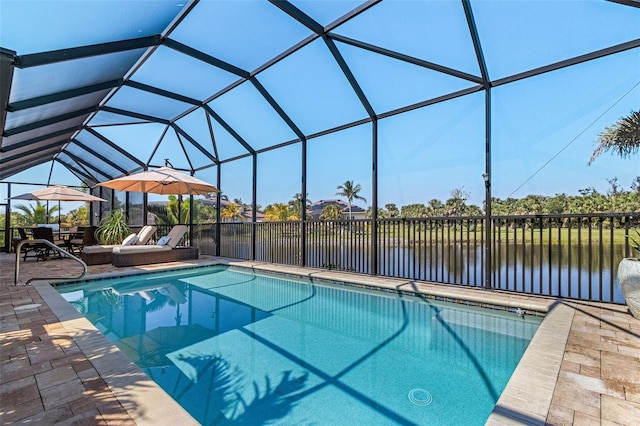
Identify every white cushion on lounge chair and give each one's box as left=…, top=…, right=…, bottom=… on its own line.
left=166, top=225, right=188, bottom=248
left=113, top=245, right=171, bottom=254
left=136, top=225, right=156, bottom=245
left=122, top=233, right=138, bottom=246
left=82, top=245, right=116, bottom=254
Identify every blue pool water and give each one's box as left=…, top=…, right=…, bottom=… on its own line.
left=57, top=265, right=541, bottom=425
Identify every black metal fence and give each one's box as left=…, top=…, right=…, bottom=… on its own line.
left=9, top=214, right=633, bottom=303
left=200, top=213, right=637, bottom=304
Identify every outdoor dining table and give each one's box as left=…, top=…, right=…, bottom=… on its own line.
left=13, top=227, right=86, bottom=253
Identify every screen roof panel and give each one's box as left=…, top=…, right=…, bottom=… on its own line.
left=104, top=85, right=193, bottom=121
left=170, top=0, right=313, bottom=71
left=1, top=151, right=58, bottom=180
left=129, top=45, right=240, bottom=101
left=2, top=134, right=70, bottom=160
left=0, top=0, right=185, bottom=55
left=94, top=122, right=168, bottom=165
left=5, top=90, right=111, bottom=131
left=175, top=110, right=218, bottom=167
left=64, top=143, right=123, bottom=178
left=1, top=143, right=62, bottom=169
left=73, top=131, right=140, bottom=171
left=9, top=48, right=148, bottom=103
left=56, top=152, right=111, bottom=183
left=89, top=110, right=151, bottom=127
left=210, top=119, right=252, bottom=162
left=334, top=0, right=481, bottom=77
left=3, top=116, right=87, bottom=147
left=179, top=133, right=216, bottom=169
left=149, top=130, right=192, bottom=170
left=257, top=39, right=369, bottom=135
left=288, top=0, right=367, bottom=26
left=2, top=133, right=73, bottom=158
left=336, top=41, right=478, bottom=114
left=472, top=0, right=640, bottom=80
left=208, top=81, right=299, bottom=151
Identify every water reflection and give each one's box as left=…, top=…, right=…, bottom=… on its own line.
left=218, top=240, right=626, bottom=303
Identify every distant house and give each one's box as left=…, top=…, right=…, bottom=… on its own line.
left=309, top=199, right=366, bottom=220
left=200, top=196, right=265, bottom=223
left=241, top=211, right=265, bottom=222
left=199, top=195, right=234, bottom=209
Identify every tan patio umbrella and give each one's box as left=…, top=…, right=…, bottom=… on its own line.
left=10, top=185, right=107, bottom=202
left=97, top=167, right=218, bottom=195
left=10, top=185, right=107, bottom=231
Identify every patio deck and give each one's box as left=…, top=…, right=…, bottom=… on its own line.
left=1, top=252, right=639, bottom=425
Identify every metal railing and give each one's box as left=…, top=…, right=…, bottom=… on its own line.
left=202, top=213, right=637, bottom=304
left=489, top=213, right=635, bottom=302
left=14, top=239, right=87, bottom=285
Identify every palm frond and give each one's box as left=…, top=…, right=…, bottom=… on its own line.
left=589, top=110, right=640, bottom=165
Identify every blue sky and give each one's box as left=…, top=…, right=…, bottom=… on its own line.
left=1, top=0, right=639, bottom=215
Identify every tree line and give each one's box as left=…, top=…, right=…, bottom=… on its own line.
left=6, top=177, right=638, bottom=229
left=372, top=178, right=639, bottom=219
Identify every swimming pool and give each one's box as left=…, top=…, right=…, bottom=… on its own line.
left=57, top=265, right=542, bottom=425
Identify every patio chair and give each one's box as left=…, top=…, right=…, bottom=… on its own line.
left=111, top=225, right=198, bottom=267
left=80, top=225, right=157, bottom=265
left=13, top=228, right=39, bottom=261
left=67, top=225, right=81, bottom=239
left=69, top=226, right=99, bottom=255
left=31, top=227, right=66, bottom=261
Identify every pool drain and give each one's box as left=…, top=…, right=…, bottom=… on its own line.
left=408, top=388, right=433, bottom=406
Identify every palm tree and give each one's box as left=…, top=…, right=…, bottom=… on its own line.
left=221, top=203, right=244, bottom=222
left=14, top=201, right=59, bottom=226
left=194, top=202, right=217, bottom=224
left=233, top=198, right=252, bottom=211
left=288, top=193, right=311, bottom=220
left=335, top=180, right=366, bottom=220
left=147, top=195, right=188, bottom=225
left=589, top=110, right=640, bottom=165
left=264, top=203, right=299, bottom=221
left=320, top=204, right=343, bottom=220
left=63, top=205, right=89, bottom=225
left=445, top=187, right=470, bottom=216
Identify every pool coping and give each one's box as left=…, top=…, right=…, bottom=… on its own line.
left=33, top=282, right=200, bottom=426
left=39, top=258, right=571, bottom=425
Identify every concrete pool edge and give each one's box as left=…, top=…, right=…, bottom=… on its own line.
left=41, top=258, right=570, bottom=425
left=487, top=302, right=574, bottom=425
left=33, top=281, right=200, bottom=426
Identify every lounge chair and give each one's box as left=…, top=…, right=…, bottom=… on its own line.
left=111, top=225, right=198, bottom=267
left=81, top=225, right=157, bottom=265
